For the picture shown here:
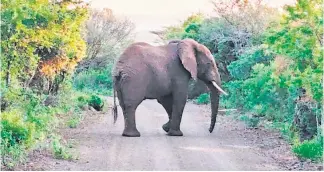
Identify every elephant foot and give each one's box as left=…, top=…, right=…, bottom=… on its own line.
left=122, top=129, right=141, bottom=137
left=167, top=129, right=183, bottom=136
left=162, top=122, right=170, bottom=133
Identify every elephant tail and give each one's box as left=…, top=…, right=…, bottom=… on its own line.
left=112, top=82, right=118, bottom=124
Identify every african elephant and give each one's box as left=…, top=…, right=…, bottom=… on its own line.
left=112, top=39, right=227, bottom=137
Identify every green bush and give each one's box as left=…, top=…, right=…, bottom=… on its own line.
left=195, top=93, right=210, bottom=104
left=1, top=109, right=36, bottom=148
left=0, top=143, right=26, bottom=170
left=67, top=118, right=80, bottom=128
left=51, top=135, right=73, bottom=160
left=88, top=95, right=104, bottom=111
left=293, top=136, right=323, bottom=161
left=67, top=112, right=83, bottom=128
left=77, top=95, right=88, bottom=103
left=0, top=0, right=93, bottom=168
left=247, top=117, right=260, bottom=128
left=76, top=95, right=89, bottom=109
left=0, top=88, right=88, bottom=169
left=73, top=63, right=113, bottom=96
left=239, top=114, right=260, bottom=128
left=1, top=109, right=36, bottom=169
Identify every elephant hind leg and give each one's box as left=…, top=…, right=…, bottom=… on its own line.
left=116, top=88, right=143, bottom=137
left=157, top=95, right=173, bottom=133
left=121, top=106, right=141, bottom=137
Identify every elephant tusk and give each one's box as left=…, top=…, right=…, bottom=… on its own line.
left=212, top=81, right=228, bottom=96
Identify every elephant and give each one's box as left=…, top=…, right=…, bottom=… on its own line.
left=112, top=38, right=228, bottom=137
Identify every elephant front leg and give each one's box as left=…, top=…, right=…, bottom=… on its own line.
left=167, top=91, right=187, bottom=136
left=122, top=107, right=141, bottom=137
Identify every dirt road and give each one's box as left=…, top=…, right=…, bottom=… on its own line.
left=20, top=97, right=321, bottom=171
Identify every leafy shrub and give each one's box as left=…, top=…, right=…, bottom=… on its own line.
left=76, top=95, right=89, bottom=109
left=0, top=88, right=88, bottom=169
left=239, top=114, right=260, bottom=128
left=246, top=117, right=260, bottom=128
left=273, top=122, right=295, bottom=142
left=51, top=135, right=73, bottom=160
left=1, top=109, right=36, bottom=169
left=195, top=93, right=210, bottom=104
left=0, top=144, right=26, bottom=170
left=0, top=87, right=23, bottom=111
left=73, top=63, right=113, bottom=96
left=77, top=95, right=88, bottom=103
left=1, top=109, right=36, bottom=148
left=24, top=97, right=56, bottom=135
left=293, top=136, right=323, bottom=161
left=67, top=118, right=80, bottom=128
left=88, top=95, right=104, bottom=111
left=0, top=0, right=110, bottom=169
left=67, top=113, right=83, bottom=128
left=1, top=0, right=88, bottom=95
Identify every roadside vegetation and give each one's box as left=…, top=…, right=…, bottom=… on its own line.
left=158, top=0, right=323, bottom=161
left=1, top=0, right=322, bottom=169
left=0, top=1, right=133, bottom=170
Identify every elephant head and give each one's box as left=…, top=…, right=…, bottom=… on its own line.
left=175, top=39, right=228, bottom=133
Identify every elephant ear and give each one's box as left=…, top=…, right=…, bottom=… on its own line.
left=177, top=39, right=198, bottom=80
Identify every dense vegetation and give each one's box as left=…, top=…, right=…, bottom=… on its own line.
left=160, top=0, right=323, bottom=161
left=0, top=1, right=133, bottom=169
left=1, top=0, right=322, bottom=169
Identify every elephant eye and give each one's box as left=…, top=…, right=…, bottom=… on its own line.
left=206, top=62, right=213, bottom=68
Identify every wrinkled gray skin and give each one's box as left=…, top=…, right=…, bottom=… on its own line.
left=112, top=39, right=225, bottom=137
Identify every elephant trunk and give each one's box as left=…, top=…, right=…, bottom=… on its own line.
left=208, top=85, right=220, bottom=133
